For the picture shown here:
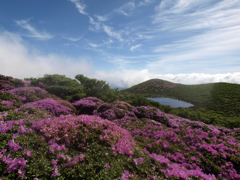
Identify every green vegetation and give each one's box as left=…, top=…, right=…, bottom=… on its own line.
left=1, top=73, right=240, bottom=179
left=25, top=74, right=86, bottom=102
left=119, top=79, right=240, bottom=129
left=75, top=74, right=120, bottom=103
left=3, top=74, right=239, bottom=129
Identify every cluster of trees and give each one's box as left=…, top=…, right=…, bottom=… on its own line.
left=21, top=74, right=240, bottom=129
left=24, top=74, right=119, bottom=103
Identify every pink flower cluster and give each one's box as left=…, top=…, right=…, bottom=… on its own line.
left=133, top=157, right=144, bottom=165
left=0, top=75, right=15, bottom=92
left=8, top=87, right=48, bottom=102
left=149, top=153, right=216, bottom=179
left=72, top=97, right=103, bottom=107
left=8, top=140, right=22, bottom=152
left=1, top=153, right=27, bottom=179
left=0, top=119, right=29, bottom=134
left=58, top=153, right=85, bottom=167
left=19, top=98, right=73, bottom=116
left=0, top=100, right=14, bottom=107
left=107, top=103, right=240, bottom=179
left=31, top=114, right=136, bottom=156
left=22, top=80, right=31, bottom=87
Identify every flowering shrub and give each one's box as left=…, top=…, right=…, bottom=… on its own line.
left=22, top=80, right=31, bottom=87
left=57, top=100, right=76, bottom=114
left=7, top=87, right=48, bottom=103
left=0, top=91, right=23, bottom=112
left=72, top=97, right=104, bottom=115
left=0, top=74, right=15, bottom=92
left=1, top=100, right=14, bottom=107
left=1, top=74, right=240, bottom=179
left=19, top=98, right=73, bottom=116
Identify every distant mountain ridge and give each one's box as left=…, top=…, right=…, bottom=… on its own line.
left=119, top=78, right=240, bottom=116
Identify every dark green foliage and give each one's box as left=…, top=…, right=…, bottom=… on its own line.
left=0, top=75, right=15, bottom=91
left=11, top=78, right=25, bottom=88
left=25, top=74, right=86, bottom=102
left=75, top=74, right=119, bottom=103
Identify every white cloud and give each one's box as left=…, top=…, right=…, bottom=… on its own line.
left=94, top=69, right=151, bottom=88
left=108, top=58, right=140, bottom=69
left=153, top=72, right=240, bottom=85
left=149, top=25, right=240, bottom=74
left=117, top=2, right=135, bottom=16
left=1, top=31, right=239, bottom=91
left=102, top=25, right=123, bottom=41
left=63, top=36, right=83, bottom=42
left=69, top=0, right=88, bottom=15
left=88, top=43, right=100, bottom=47
left=93, top=69, right=240, bottom=88
left=0, top=31, right=93, bottom=79
left=88, top=16, right=101, bottom=31
left=95, top=15, right=108, bottom=22
left=92, top=1, right=136, bottom=24
left=130, top=44, right=142, bottom=51
left=15, top=19, right=53, bottom=40
left=139, top=0, right=155, bottom=6
left=153, top=0, right=240, bottom=30
left=143, top=0, right=240, bottom=74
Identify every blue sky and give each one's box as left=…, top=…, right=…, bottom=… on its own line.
left=0, top=0, right=240, bottom=88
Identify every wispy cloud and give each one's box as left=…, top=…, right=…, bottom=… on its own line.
left=93, top=1, right=136, bottom=22
left=141, top=0, right=240, bottom=74
left=88, top=38, right=114, bottom=48
left=15, top=19, right=53, bottom=40
left=139, top=0, right=155, bottom=7
left=103, top=25, right=123, bottom=41
left=63, top=36, right=84, bottom=42
left=69, top=0, right=88, bottom=15
left=88, top=43, right=101, bottom=48
left=116, top=1, right=135, bottom=16
left=95, top=15, right=108, bottom=22
left=130, top=44, right=141, bottom=51
left=89, top=16, right=101, bottom=31
left=147, top=27, right=240, bottom=73
left=108, top=58, right=140, bottom=69
left=153, top=0, right=240, bottom=30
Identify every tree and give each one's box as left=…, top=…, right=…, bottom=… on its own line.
left=75, top=74, right=119, bottom=102
left=25, top=74, right=86, bottom=102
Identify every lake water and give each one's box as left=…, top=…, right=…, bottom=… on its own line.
left=147, top=97, right=194, bottom=108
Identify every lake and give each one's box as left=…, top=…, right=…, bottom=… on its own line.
left=147, top=97, right=194, bottom=108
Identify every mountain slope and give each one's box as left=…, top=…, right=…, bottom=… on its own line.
left=119, top=79, right=240, bottom=116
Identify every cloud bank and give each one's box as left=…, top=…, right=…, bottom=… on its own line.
left=0, top=31, right=92, bottom=79
left=0, top=31, right=239, bottom=90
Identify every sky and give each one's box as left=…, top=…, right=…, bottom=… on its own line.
left=0, top=0, right=240, bottom=89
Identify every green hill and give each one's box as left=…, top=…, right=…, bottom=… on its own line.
left=119, top=79, right=240, bottom=117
